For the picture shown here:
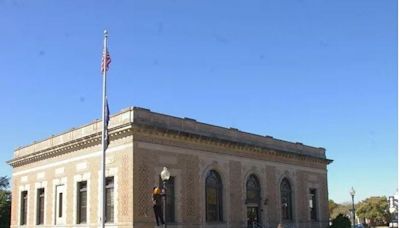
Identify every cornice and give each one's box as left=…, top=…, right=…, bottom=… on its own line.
left=132, top=124, right=333, bottom=166
left=7, top=123, right=133, bottom=168
left=9, top=122, right=332, bottom=168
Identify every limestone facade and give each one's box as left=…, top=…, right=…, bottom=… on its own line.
left=8, top=107, right=332, bottom=228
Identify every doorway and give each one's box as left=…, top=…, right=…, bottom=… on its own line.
left=247, top=206, right=259, bottom=227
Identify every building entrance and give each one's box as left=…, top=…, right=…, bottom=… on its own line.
left=247, top=206, right=259, bottom=227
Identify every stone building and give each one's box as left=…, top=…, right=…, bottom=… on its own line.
left=8, top=107, right=332, bottom=228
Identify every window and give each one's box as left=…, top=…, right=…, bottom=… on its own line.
left=58, top=192, right=63, bottom=218
left=77, top=181, right=87, bottom=224
left=105, top=177, right=114, bottom=223
left=20, top=191, right=28, bottom=225
left=246, top=175, right=260, bottom=204
left=55, top=185, right=65, bottom=225
left=159, top=176, right=175, bottom=223
left=205, top=170, right=223, bottom=222
left=309, top=189, right=317, bottom=221
left=280, top=178, right=292, bottom=220
left=36, top=188, right=45, bottom=225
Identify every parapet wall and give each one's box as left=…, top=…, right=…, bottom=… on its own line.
left=12, top=106, right=327, bottom=161
left=133, top=107, right=326, bottom=159
left=13, top=108, right=133, bottom=158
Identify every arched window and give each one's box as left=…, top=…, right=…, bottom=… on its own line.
left=281, top=178, right=293, bottom=220
left=205, top=170, right=223, bottom=222
left=246, top=174, right=260, bottom=204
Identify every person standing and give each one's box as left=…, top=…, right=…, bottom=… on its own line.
left=152, top=186, right=165, bottom=226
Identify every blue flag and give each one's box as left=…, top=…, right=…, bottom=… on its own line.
left=104, top=97, right=110, bottom=149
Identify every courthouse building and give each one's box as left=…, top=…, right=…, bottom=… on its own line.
left=8, top=107, right=332, bottom=228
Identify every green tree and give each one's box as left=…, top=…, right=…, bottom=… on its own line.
left=330, top=213, right=351, bottom=228
left=356, top=196, right=390, bottom=226
left=0, top=176, right=11, bottom=228
left=329, top=199, right=339, bottom=218
left=330, top=201, right=352, bottom=220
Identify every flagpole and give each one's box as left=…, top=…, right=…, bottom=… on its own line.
left=101, top=30, right=108, bottom=228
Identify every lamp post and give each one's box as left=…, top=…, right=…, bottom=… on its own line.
left=350, top=187, right=356, bottom=228
left=160, top=167, right=170, bottom=228
left=389, top=196, right=395, bottom=228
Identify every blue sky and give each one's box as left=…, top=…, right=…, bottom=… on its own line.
left=0, top=0, right=397, bottom=203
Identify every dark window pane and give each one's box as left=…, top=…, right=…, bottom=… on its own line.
left=77, top=181, right=87, bottom=224
left=207, top=204, right=217, bottom=221
left=20, top=191, right=28, bottom=225
left=310, top=189, right=318, bottom=221
left=105, top=177, right=114, bottom=223
left=59, top=192, right=63, bottom=218
left=207, top=187, right=217, bottom=205
left=205, top=170, right=223, bottom=222
left=280, top=178, right=292, bottom=220
left=37, top=188, right=45, bottom=225
left=246, top=175, right=260, bottom=204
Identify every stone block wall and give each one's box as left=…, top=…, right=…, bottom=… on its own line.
left=133, top=135, right=329, bottom=228
left=10, top=135, right=133, bottom=228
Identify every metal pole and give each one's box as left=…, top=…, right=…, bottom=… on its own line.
left=163, top=180, right=167, bottom=228
left=100, top=30, right=108, bottom=228
left=352, top=195, right=356, bottom=228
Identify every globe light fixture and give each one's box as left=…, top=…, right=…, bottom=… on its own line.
left=161, top=167, right=170, bottom=181
left=350, top=187, right=355, bottom=197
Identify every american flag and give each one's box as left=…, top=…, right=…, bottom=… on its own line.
left=101, top=49, right=111, bottom=73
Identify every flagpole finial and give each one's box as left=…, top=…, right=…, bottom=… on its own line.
left=104, top=30, right=108, bottom=37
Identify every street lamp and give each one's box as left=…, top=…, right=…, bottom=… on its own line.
left=389, top=196, right=395, bottom=228
left=160, top=167, right=170, bottom=228
left=350, top=187, right=356, bottom=228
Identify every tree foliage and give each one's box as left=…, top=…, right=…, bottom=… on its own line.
left=330, top=213, right=351, bottom=228
left=356, top=196, right=390, bottom=226
left=329, top=199, right=352, bottom=219
left=329, top=200, right=338, bottom=217
left=0, top=176, right=11, bottom=228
